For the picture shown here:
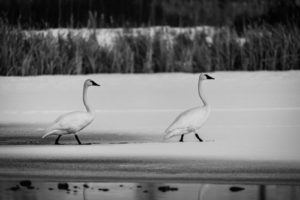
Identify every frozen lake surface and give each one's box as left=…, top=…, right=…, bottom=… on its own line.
left=1, top=71, right=300, bottom=141
left=0, top=71, right=300, bottom=199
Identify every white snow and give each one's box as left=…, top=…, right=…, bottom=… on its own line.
left=0, top=142, right=299, bottom=183
left=0, top=71, right=300, bottom=182
left=23, top=26, right=221, bottom=48
left=0, top=71, right=299, bottom=135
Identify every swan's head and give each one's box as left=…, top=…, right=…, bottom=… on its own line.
left=85, top=79, right=100, bottom=87
left=200, top=73, right=214, bottom=80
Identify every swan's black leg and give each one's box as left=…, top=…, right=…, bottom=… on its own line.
left=55, top=135, right=61, bottom=145
left=74, top=135, right=82, bottom=145
left=179, top=134, right=184, bottom=142
left=195, top=133, right=203, bottom=142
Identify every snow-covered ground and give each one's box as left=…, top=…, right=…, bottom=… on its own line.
left=0, top=71, right=299, bottom=139
left=24, top=26, right=220, bottom=47
left=0, top=71, right=300, bottom=183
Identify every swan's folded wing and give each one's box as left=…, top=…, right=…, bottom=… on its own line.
left=49, top=111, right=94, bottom=133
left=165, top=106, right=210, bottom=134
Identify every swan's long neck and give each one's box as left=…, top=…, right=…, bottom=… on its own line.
left=198, top=78, right=208, bottom=106
left=83, top=84, right=91, bottom=112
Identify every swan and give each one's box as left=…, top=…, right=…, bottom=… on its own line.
left=42, top=79, right=100, bottom=144
left=165, top=73, right=214, bottom=142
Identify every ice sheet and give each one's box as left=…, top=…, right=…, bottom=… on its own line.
left=0, top=72, right=300, bottom=182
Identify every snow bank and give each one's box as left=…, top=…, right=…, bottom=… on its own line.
left=0, top=142, right=299, bottom=183
left=23, top=26, right=224, bottom=48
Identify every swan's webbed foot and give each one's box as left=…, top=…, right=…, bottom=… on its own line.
left=74, top=135, right=82, bottom=145
left=55, top=135, right=62, bottom=145
left=179, top=134, right=184, bottom=142
left=195, top=133, right=203, bottom=142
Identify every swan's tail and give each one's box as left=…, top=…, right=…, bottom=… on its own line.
left=42, top=130, right=57, bottom=138
left=164, top=134, right=172, bottom=140
left=164, top=129, right=183, bottom=140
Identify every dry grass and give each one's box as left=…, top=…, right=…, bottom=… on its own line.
left=0, top=19, right=299, bottom=75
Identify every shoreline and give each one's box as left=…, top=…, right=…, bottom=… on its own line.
left=0, top=143, right=300, bottom=184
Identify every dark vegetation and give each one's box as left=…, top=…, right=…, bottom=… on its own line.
left=0, top=0, right=300, bottom=75
left=1, top=0, right=300, bottom=29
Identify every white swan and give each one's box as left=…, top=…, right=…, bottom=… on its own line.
left=165, top=73, right=214, bottom=142
left=42, top=79, right=100, bottom=144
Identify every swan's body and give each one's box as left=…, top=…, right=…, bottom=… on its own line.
left=42, top=79, right=100, bottom=144
left=165, top=106, right=211, bottom=138
left=165, top=74, right=214, bottom=142
left=42, top=111, right=94, bottom=137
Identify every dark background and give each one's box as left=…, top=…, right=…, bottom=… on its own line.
left=1, top=0, right=300, bottom=29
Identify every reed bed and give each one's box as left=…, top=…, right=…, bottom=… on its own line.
left=0, top=20, right=299, bottom=75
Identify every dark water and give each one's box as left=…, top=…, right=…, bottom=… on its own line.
left=1, top=181, right=300, bottom=200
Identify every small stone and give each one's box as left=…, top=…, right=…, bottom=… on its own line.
left=98, top=188, right=109, bottom=192
left=158, top=186, right=178, bottom=192
left=229, top=186, right=245, bottom=192
left=20, top=180, right=32, bottom=187
left=9, top=185, right=20, bottom=191
left=58, top=183, right=69, bottom=190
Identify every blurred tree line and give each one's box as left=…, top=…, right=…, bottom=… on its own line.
left=0, top=0, right=299, bottom=29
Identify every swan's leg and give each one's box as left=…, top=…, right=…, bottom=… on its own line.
left=179, top=134, right=184, bottom=142
left=55, top=135, right=62, bottom=145
left=74, top=134, right=82, bottom=145
left=195, top=133, right=203, bottom=142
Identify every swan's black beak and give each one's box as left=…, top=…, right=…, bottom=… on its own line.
left=205, top=74, right=214, bottom=80
left=91, top=81, right=100, bottom=86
